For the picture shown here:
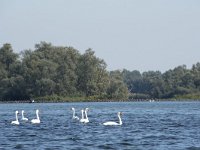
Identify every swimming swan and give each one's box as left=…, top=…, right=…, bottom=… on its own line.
left=71, top=107, right=79, bottom=120
left=11, top=111, right=20, bottom=125
left=21, top=110, right=28, bottom=121
left=80, top=109, right=85, bottom=123
left=31, top=109, right=40, bottom=124
left=80, top=108, right=89, bottom=123
left=84, top=108, right=89, bottom=123
left=103, top=112, right=122, bottom=126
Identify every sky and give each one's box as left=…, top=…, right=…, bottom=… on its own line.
left=1, top=0, right=200, bottom=72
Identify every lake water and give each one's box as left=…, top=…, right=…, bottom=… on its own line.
left=0, top=101, right=200, bottom=150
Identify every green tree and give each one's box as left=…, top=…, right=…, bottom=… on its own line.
left=0, top=44, right=27, bottom=100
left=107, top=70, right=129, bottom=99
left=76, top=49, right=109, bottom=97
left=192, top=62, right=200, bottom=89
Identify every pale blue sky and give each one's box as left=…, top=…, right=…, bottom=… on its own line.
left=1, top=0, right=200, bottom=72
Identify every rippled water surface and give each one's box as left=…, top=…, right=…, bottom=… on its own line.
left=0, top=101, right=200, bottom=150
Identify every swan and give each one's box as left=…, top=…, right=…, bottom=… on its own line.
left=103, top=112, right=122, bottom=126
left=21, top=110, right=28, bottom=121
left=79, top=109, right=85, bottom=123
left=71, top=107, right=79, bottom=120
left=31, top=109, right=40, bottom=124
left=80, top=108, right=89, bottom=123
left=84, top=108, right=89, bottom=123
left=11, top=111, right=20, bottom=125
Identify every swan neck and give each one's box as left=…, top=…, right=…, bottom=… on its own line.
left=16, top=112, right=18, bottom=121
left=118, top=114, right=122, bottom=125
left=22, top=112, right=24, bottom=119
left=36, top=111, right=40, bottom=120
left=72, top=109, right=75, bottom=118
left=85, top=110, right=88, bottom=119
left=81, top=110, right=84, bottom=119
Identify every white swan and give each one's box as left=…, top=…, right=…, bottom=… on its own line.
left=103, top=112, right=122, bottom=126
left=31, top=109, right=40, bottom=124
left=80, top=108, right=89, bottom=123
left=84, top=108, right=89, bottom=123
left=21, top=110, right=28, bottom=121
left=79, top=109, right=85, bottom=123
left=11, top=111, right=19, bottom=125
left=71, top=107, right=79, bottom=120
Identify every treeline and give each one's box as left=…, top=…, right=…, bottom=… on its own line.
left=122, top=64, right=200, bottom=99
left=0, top=42, right=200, bottom=102
left=0, top=42, right=128, bottom=101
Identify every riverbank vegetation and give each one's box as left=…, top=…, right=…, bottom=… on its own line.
left=0, top=42, right=200, bottom=102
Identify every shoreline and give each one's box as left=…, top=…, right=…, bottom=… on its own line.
left=0, top=98, right=200, bottom=104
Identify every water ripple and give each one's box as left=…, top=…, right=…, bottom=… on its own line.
left=0, top=101, right=200, bottom=149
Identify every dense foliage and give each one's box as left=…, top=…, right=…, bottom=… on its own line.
left=0, top=42, right=199, bottom=101
left=0, top=42, right=128, bottom=101
left=122, top=64, right=200, bottom=99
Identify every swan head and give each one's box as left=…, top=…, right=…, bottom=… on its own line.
left=85, top=108, right=89, bottom=111
left=36, top=109, right=39, bottom=113
left=16, top=111, right=19, bottom=114
left=22, top=110, right=24, bottom=113
left=118, top=112, right=122, bottom=116
left=71, top=107, right=75, bottom=110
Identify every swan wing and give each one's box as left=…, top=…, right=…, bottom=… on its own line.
left=103, top=121, right=119, bottom=126
left=22, top=118, right=28, bottom=121
left=73, top=116, right=79, bottom=120
left=31, top=119, right=35, bottom=123
left=80, top=119, right=85, bottom=123
left=80, top=118, right=89, bottom=123
left=84, top=119, right=89, bottom=123
left=11, top=121, right=19, bottom=125
left=31, top=119, right=40, bottom=124
left=75, top=116, right=79, bottom=120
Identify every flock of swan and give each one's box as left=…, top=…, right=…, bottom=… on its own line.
left=11, top=109, right=40, bottom=125
left=11, top=108, right=122, bottom=126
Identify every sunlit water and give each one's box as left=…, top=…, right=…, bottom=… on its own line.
left=0, top=101, right=200, bottom=150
